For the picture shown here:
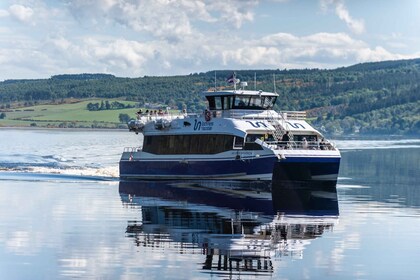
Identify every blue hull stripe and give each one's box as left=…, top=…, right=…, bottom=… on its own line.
left=120, top=156, right=341, bottom=180
left=120, top=156, right=278, bottom=178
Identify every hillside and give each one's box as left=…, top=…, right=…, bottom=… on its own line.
left=1, top=59, right=420, bottom=136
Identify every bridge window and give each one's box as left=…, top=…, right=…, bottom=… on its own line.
left=232, top=95, right=277, bottom=110
left=215, top=97, right=222, bottom=110
left=222, top=96, right=232, bottom=110
left=207, top=96, right=233, bottom=110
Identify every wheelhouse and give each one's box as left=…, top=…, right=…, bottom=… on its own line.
left=205, top=90, right=278, bottom=111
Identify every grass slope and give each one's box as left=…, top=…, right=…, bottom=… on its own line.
left=0, top=99, right=138, bottom=128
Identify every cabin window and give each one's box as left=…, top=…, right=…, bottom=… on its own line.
left=208, top=94, right=277, bottom=110
left=206, top=95, right=233, bottom=110
left=215, top=97, right=222, bottom=110
left=233, top=136, right=244, bottom=149
left=249, top=96, right=261, bottom=108
left=233, top=96, right=249, bottom=108
left=222, top=96, right=232, bottom=110
left=143, top=134, right=239, bottom=154
left=261, top=96, right=276, bottom=109
left=232, top=95, right=277, bottom=110
left=207, top=96, right=216, bottom=110
left=243, top=134, right=265, bottom=150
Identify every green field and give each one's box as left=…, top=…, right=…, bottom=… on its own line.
left=0, top=99, right=139, bottom=128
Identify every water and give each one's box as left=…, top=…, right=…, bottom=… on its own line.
left=0, top=129, right=419, bottom=279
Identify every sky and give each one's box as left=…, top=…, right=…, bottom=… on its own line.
left=0, top=0, right=419, bottom=81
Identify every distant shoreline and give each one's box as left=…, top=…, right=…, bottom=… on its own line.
left=1, top=126, right=418, bottom=139
left=0, top=126, right=127, bottom=132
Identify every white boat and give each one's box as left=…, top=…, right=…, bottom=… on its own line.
left=120, top=86, right=340, bottom=183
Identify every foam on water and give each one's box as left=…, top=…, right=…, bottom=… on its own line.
left=335, top=139, right=420, bottom=150
left=336, top=184, right=370, bottom=189
left=0, top=167, right=119, bottom=182
left=0, top=152, right=119, bottom=180
left=29, top=166, right=120, bottom=178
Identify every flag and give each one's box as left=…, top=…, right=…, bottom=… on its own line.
left=226, top=72, right=236, bottom=84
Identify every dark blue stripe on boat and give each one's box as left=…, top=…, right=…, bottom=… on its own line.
left=281, top=157, right=340, bottom=163
left=120, top=155, right=340, bottom=181
left=120, top=156, right=278, bottom=178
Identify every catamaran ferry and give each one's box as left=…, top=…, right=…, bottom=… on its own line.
left=120, top=85, right=340, bottom=184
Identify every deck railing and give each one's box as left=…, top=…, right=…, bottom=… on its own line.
left=136, top=112, right=187, bottom=122
left=212, top=110, right=307, bottom=120
left=282, top=111, right=307, bottom=120
left=262, top=140, right=337, bottom=151
left=123, top=147, right=142, bottom=153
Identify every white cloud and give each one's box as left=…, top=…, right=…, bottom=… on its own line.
left=0, top=9, right=9, bottom=18
left=218, top=31, right=420, bottom=71
left=9, top=4, right=34, bottom=23
left=0, top=0, right=419, bottom=80
left=1, top=28, right=417, bottom=80
left=320, top=0, right=365, bottom=34
left=64, top=0, right=256, bottom=41
left=355, top=46, right=402, bottom=62
left=335, top=1, right=364, bottom=34
left=88, top=38, right=155, bottom=69
left=207, top=0, right=256, bottom=28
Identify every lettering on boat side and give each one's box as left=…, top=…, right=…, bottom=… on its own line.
left=232, top=151, right=253, bottom=155
left=286, top=121, right=305, bottom=129
left=245, top=121, right=268, bottom=128
left=194, top=119, right=214, bottom=131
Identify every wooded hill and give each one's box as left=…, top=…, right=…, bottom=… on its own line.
left=1, top=58, right=419, bottom=136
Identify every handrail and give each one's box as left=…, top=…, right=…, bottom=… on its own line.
left=282, top=111, right=307, bottom=120
left=123, top=147, right=142, bottom=153
left=258, top=140, right=337, bottom=151
left=221, top=109, right=306, bottom=120
left=136, top=112, right=187, bottom=122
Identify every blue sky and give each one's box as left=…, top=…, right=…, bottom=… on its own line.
left=0, top=0, right=419, bottom=80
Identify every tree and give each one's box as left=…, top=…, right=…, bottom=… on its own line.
left=119, top=113, right=131, bottom=123
left=0, top=112, right=6, bottom=119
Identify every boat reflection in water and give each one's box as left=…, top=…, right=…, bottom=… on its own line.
left=119, top=180, right=339, bottom=277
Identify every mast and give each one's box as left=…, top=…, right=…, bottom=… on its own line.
left=214, top=71, right=217, bottom=91
left=273, top=74, right=277, bottom=93
left=234, top=72, right=237, bottom=92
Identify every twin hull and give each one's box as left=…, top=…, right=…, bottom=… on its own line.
left=119, top=149, right=341, bottom=183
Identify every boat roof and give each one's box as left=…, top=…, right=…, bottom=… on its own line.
left=203, top=89, right=279, bottom=97
left=283, top=120, right=321, bottom=134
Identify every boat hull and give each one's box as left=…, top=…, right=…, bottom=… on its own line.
left=119, top=152, right=341, bottom=183
left=272, top=157, right=341, bottom=183
left=119, top=154, right=277, bottom=181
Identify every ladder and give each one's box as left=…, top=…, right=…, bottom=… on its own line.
left=266, top=111, right=294, bottom=144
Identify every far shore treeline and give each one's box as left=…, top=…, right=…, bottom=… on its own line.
left=1, top=59, right=419, bottom=136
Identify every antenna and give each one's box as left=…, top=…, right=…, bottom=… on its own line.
left=234, top=72, right=237, bottom=92
left=273, top=74, right=277, bottom=93
left=214, top=71, right=216, bottom=91
left=254, top=72, right=256, bottom=91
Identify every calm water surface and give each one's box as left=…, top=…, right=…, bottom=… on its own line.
left=0, top=129, right=419, bottom=279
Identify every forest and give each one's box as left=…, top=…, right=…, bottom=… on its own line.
left=1, top=58, right=419, bottom=136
